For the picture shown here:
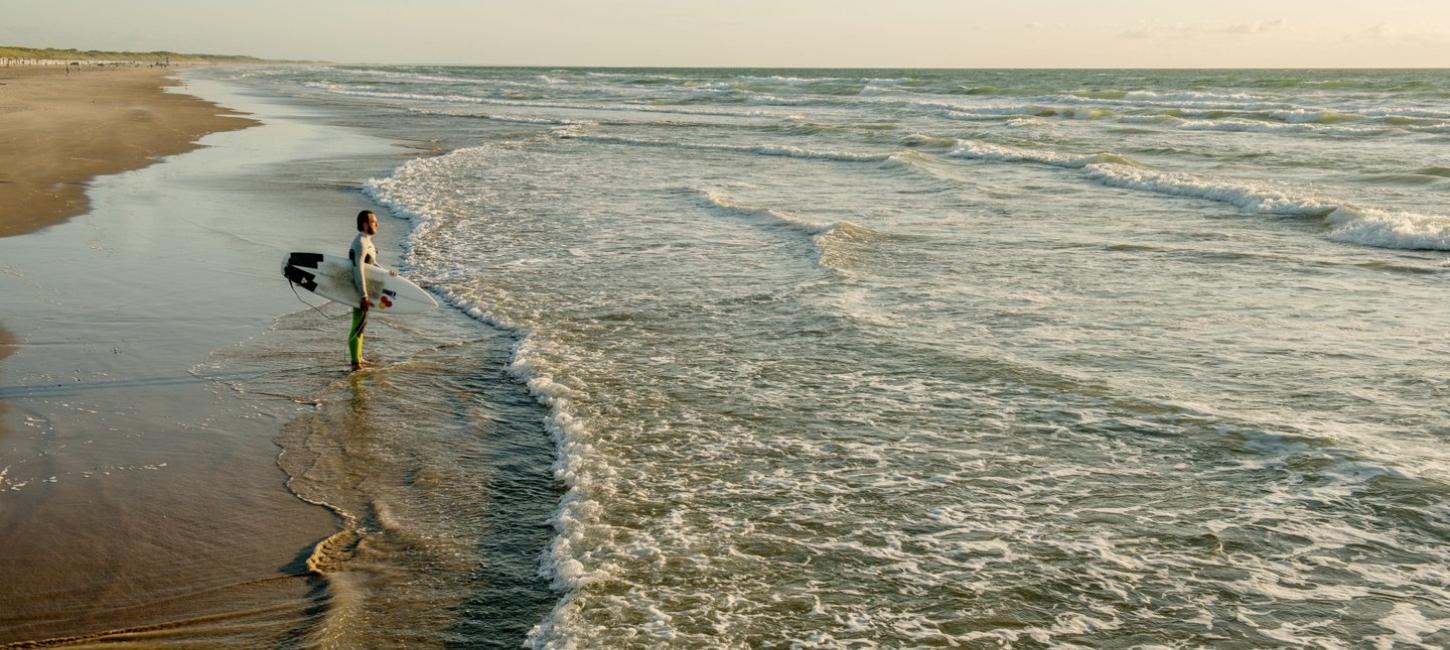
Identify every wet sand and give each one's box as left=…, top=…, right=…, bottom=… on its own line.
left=0, top=72, right=402, bottom=645
left=0, top=65, right=255, bottom=239
left=0, top=325, right=11, bottom=455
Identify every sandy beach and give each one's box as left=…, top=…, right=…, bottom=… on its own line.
left=0, top=66, right=256, bottom=417
left=0, top=69, right=386, bottom=645
left=0, top=64, right=255, bottom=485
left=0, top=65, right=255, bottom=239
left=1, top=62, right=556, bottom=646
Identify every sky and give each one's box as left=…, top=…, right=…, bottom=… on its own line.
left=3, top=0, right=1449, bottom=68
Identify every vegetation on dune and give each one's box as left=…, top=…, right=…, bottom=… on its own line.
left=0, top=45, right=269, bottom=63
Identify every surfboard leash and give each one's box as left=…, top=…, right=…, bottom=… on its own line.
left=288, top=278, right=342, bottom=320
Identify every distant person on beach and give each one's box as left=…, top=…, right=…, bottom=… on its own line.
left=348, top=210, right=396, bottom=371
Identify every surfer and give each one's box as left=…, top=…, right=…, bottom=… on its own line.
left=349, top=210, right=397, bottom=370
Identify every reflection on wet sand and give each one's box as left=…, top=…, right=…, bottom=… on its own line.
left=198, top=306, right=560, bottom=648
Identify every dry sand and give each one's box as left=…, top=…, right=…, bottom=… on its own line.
left=0, top=65, right=255, bottom=239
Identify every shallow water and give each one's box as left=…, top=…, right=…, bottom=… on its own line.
left=195, top=304, right=558, bottom=649
left=222, top=67, right=1450, bottom=648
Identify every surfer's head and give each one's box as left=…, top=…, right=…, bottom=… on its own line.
left=357, top=210, right=378, bottom=235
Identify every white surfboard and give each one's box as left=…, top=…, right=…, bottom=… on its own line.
left=282, top=252, right=438, bottom=314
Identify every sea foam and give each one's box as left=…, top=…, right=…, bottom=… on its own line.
left=694, top=189, right=884, bottom=272
left=562, top=134, right=894, bottom=162
left=946, top=139, right=1450, bottom=249
left=362, top=146, right=601, bottom=650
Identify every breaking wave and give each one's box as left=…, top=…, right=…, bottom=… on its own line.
left=560, top=134, right=894, bottom=162
left=945, top=140, right=1450, bottom=250
left=694, top=189, right=885, bottom=272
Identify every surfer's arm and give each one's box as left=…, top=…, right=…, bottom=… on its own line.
left=373, top=258, right=399, bottom=278
left=371, top=259, right=398, bottom=277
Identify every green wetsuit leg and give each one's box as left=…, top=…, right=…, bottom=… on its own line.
left=349, top=307, right=367, bottom=366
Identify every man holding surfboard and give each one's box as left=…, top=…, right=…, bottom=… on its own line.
left=349, top=210, right=395, bottom=371
left=280, top=212, right=438, bottom=369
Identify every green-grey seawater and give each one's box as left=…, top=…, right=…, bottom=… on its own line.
left=224, top=67, right=1450, bottom=648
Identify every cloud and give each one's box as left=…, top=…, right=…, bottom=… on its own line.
left=1117, top=22, right=1189, bottom=39
left=1119, top=19, right=1287, bottom=40
left=1363, top=22, right=1392, bottom=40
left=1222, top=19, right=1287, bottom=36
left=1342, top=21, right=1448, bottom=45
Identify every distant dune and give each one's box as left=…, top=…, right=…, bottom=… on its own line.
left=0, top=44, right=274, bottom=65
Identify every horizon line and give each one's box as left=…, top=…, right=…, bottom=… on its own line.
left=319, top=61, right=1450, bottom=71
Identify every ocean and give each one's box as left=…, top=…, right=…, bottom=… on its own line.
left=217, top=67, right=1450, bottom=648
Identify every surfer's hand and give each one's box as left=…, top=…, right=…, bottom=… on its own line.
left=361, top=298, right=373, bottom=311
left=389, top=269, right=399, bottom=277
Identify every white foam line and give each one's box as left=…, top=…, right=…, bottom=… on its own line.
left=945, top=140, right=1142, bottom=169
left=335, top=67, right=539, bottom=87
left=304, top=81, right=798, bottom=119
left=1078, top=164, right=1335, bottom=216
left=945, top=139, right=1450, bottom=250
left=696, top=189, right=832, bottom=235
left=565, top=134, right=893, bottom=163
left=1325, top=207, right=1450, bottom=250
left=408, top=108, right=596, bottom=127
left=925, top=96, right=1445, bottom=130
left=1170, top=118, right=1390, bottom=137
left=694, top=189, right=886, bottom=275
left=361, top=146, right=588, bottom=649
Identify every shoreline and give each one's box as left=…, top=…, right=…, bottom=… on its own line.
left=0, top=324, right=11, bottom=443
left=0, top=64, right=257, bottom=554
left=0, top=63, right=558, bottom=645
left=0, top=65, right=562, bottom=647
left=0, top=69, right=402, bottom=644
left=0, top=63, right=256, bottom=522
left=0, top=65, right=256, bottom=239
